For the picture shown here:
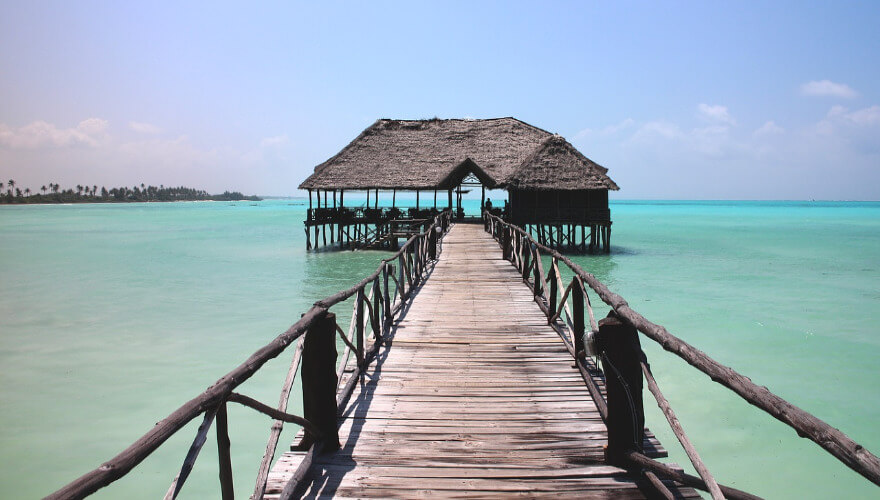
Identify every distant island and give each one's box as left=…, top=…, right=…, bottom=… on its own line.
left=0, top=180, right=261, bottom=204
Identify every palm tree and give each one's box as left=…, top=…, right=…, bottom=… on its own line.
left=52, top=183, right=60, bottom=194
left=41, top=185, right=47, bottom=195
left=25, top=188, right=31, bottom=197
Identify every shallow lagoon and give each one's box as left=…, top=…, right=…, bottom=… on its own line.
left=0, top=199, right=877, bottom=498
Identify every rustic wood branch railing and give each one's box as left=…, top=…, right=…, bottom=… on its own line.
left=46, top=210, right=452, bottom=500
left=484, top=211, right=880, bottom=497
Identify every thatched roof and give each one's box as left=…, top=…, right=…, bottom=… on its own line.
left=299, top=118, right=618, bottom=191
left=508, top=135, right=620, bottom=191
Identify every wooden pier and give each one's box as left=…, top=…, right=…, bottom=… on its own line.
left=264, top=223, right=695, bottom=498
left=47, top=211, right=880, bottom=500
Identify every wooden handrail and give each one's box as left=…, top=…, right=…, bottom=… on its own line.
left=48, top=209, right=452, bottom=500
left=641, top=360, right=723, bottom=499
left=484, top=211, right=880, bottom=488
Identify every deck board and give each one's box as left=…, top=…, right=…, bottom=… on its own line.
left=265, top=223, right=697, bottom=499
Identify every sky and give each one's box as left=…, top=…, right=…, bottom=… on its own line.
left=1, top=1, right=878, bottom=200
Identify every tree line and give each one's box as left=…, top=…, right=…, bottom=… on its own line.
left=0, top=179, right=261, bottom=204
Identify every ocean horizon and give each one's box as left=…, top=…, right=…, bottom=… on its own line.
left=1, top=199, right=878, bottom=498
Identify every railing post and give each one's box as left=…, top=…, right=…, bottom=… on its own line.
left=532, top=248, right=543, bottom=298
left=383, top=263, right=392, bottom=328
left=398, top=253, right=406, bottom=299
left=429, top=226, right=438, bottom=260
left=371, top=278, right=381, bottom=339
left=548, top=266, right=558, bottom=321
left=572, top=280, right=585, bottom=355
left=596, top=311, right=644, bottom=465
left=216, top=402, right=234, bottom=500
left=502, top=227, right=512, bottom=261
left=521, top=242, right=531, bottom=281
left=356, top=289, right=365, bottom=363
left=301, top=311, right=340, bottom=451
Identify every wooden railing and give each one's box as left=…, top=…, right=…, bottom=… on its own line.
left=484, top=212, right=880, bottom=499
left=47, top=210, right=453, bottom=500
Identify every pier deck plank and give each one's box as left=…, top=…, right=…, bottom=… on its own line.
left=265, top=223, right=697, bottom=499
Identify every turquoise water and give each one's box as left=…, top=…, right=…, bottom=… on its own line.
left=0, top=200, right=878, bottom=498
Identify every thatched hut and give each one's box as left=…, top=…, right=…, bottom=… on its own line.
left=299, top=117, right=618, bottom=252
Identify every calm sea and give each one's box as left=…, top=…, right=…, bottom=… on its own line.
left=0, top=199, right=878, bottom=499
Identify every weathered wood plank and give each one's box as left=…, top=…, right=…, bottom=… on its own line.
left=265, top=223, right=689, bottom=498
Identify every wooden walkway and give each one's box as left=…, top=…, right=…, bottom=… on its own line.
left=266, top=223, right=698, bottom=498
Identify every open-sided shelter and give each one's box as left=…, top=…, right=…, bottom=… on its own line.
left=299, top=117, right=619, bottom=252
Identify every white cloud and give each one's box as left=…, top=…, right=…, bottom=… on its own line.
left=816, top=105, right=880, bottom=135
left=800, top=80, right=858, bottom=99
left=0, top=118, right=108, bottom=149
left=754, top=121, right=784, bottom=136
left=129, top=121, right=163, bottom=134
left=259, top=134, right=288, bottom=147
left=576, top=119, right=635, bottom=139
left=697, top=103, right=736, bottom=125
left=840, top=105, right=880, bottom=126
left=631, top=120, right=683, bottom=141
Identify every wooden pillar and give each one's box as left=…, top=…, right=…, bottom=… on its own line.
left=392, top=189, right=396, bottom=207
left=371, top=280, right=381, bottom=339
left=323, top=190, right=327, bottom=208
left=448, top=189, right=453, bottom=210
left=383, top=263, right=392, bottom=327
left=301, top=311, right=340, bottom=451
left=316, top=189, right=321, bottom=209
left=356, top=289, right=365, bottom=363
left=332, top=190, right=336, bottom=208
left=375, top=189, right=379, bottom=209
left=416, top=190, right=419, bottom=209
left=597, top=312, right=644, bottom=464
left=366, top=189, right=370, bottom=207
left=502, top=227, right=512, bottom=261
left=433, top=190, right=437, bottom=208
left=572, top=282, right=585, bottom=355
left=429, top=226, right=438, bottom=260
left=340, top=190, right=344, bottom=207
left=481, top=185, right=485, bottom=210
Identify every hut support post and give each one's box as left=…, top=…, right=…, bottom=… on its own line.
left=416, top=190, right=419, bottom=209
left=597, top=312, right=644, bottom=465
left=375, top=189, right=378, bottom=209
left=392, top=189, right=396, bottom=207
left=433, top=190, right=437, bottom=209
left=301, top=311, right=340, bottom=451
left=448, top=189, right=453, bottom=211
